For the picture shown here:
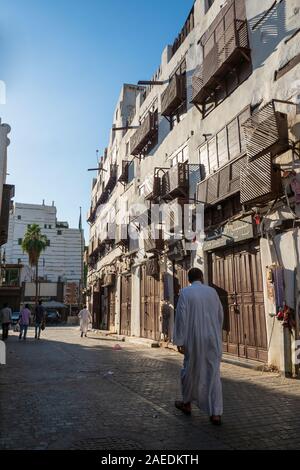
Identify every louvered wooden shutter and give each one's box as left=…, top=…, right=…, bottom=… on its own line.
left=199, top=142, right=209, bottom=179
left=227, top=117, right=240, bottom=160
left=208, top=136, right=218, bottom=172
left=217, top=127, right=229, bottom=167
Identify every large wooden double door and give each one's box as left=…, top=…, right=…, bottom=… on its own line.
left=120, top=275, right=132, bottom=336
left=140, top=265, right=160, bottom=341
left=209, top=242, right=268, bottom=362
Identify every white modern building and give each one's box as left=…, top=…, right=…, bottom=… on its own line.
left=4, top=202, right=84, bottom=285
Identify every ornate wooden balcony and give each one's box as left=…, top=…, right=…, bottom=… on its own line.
left=161, top=163, right=189, bottom=199
left=240, top=153, right=282, bottom=206
left=144, top=174, right=161, bottom=201
left=99, top=223, right=116, bottom=247
left=144, top=229, right=164, bottom=253
left=192, top=0, right=250, bottom=108
left=115, top=224, right=129, bottom=247
left=161, top=74, right=186, bottom=117
left=197, top=155, right=247, bottom=205
left=130, top=112, right=158, bottom=156
left=105, top=164, right=118, bottom=193
left=241, top=101, right=289, bottom=161
left=118, top=161, right=130, bottom=184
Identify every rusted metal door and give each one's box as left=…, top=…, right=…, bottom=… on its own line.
left=209, top=242, right=267, bottom=362
left=140, top=264, right=160, bottom=341
left=120, top=275, right=132, bottom=336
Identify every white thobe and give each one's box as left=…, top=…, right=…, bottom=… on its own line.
left=173, top=281, right=224, bottom=416
left=78, top=309, right=92, bottom=334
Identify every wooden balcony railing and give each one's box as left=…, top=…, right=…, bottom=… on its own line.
left=241, top=101, right=289, bottom=161
left=115, top=224, right=129, bottom=247
left=99, top=223, right=116, bottom=246
left=192, top=0, right=250, bottom=107
left=130, top=112, right=158, bottom=156
left=161, top=163, right=189, bottom=199
left=118, top=161, right=130, bottom=184
left=144, top=174, right=161, bottom=201
left=197, top=155, right=247, bottom=205
left=144, top=229, right=164, bottom=253
left=87, top=165, right=118, bottom=223
left=161, top=74, right=186, bottom=117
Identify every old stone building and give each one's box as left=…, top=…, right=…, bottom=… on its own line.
left=87, top=0, right=300, bottom=375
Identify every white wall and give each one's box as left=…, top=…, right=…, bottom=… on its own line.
left=5, top=203, right=83, bottom=283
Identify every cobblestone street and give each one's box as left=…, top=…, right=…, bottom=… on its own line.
left=0, top=326, right=300, bottom=450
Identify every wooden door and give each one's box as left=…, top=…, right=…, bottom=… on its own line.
left=173, top=258, right=191, bottom=308
left=120, top=275, right=132, bottom=336
left=140, top=264, right=160, bottom=341
left=92, top=289, right=101, bottom=329
left=209, top=242, right=268, bottom=362
left=108, top=286, right=116, bottom=331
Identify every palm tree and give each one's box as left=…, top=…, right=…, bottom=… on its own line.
left=21, top=224, right=49, bottom=305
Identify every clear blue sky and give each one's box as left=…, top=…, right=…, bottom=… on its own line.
left=0, top=0, right=194, bottom=239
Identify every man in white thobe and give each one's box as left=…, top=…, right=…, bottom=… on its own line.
left=78, top=306, right=92, bottom=338
left=173, top=268, right=224, bottom=425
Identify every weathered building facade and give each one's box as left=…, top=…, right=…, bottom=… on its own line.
left=87, top=0, right=300, bottom=375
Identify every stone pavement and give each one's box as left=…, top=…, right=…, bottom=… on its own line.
left=0, top=326, right=300, bottom=450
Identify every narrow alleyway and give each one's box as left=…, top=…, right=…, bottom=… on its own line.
left=0, top=326, right=299, bottom=450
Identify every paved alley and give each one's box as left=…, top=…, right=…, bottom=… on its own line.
left=0, top=326, right=300, bottom=450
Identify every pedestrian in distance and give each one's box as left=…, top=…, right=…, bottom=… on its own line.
left=78, top=305, right=92, bottom=338
left=0, top=303, right=12, bottom=341
left=34, top=300, right=46, bottom=340
left=173, top=268, right=224, bottom=426
left=19, top=304, right=31, bottom=340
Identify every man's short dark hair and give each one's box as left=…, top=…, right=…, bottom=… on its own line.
left=38, top=300, right=42, bottom=305
left=188, top=268, right=204, bottom=284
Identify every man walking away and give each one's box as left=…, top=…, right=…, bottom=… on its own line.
left=0, top=303, right=12, bottom=340
left=19, top=304, right=31, bottom=340
left=173, top=268, right=224, bottom=425
left=34, top=300, right=46, bottom=340
left=78, top=306, right=92, bottom=338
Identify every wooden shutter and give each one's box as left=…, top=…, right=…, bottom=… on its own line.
left=199, top=142, right=210, bottom=179
left=227, top=117, right=240, bottom=160
left=217, top=127, right=229, bottom=167
left=208, top=136, right=218, bottom=172
left=238, top=106, right=251, bottom=154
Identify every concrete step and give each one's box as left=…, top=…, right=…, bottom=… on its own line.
left=222, top=353, right=266, bottom=371
left=95, top=330, right=159, bottom=348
